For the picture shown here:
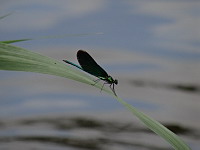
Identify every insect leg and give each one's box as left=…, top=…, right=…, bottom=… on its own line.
left=100, top=82, right=106, bottom=92
left=110, top=83, right=117, bottom=96
left=100, top=82, right=112, bottom=92
left=91, top=78, right=101, bottom=86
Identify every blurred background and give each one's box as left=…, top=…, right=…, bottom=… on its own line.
left=0, top=0, right=200, bottom=149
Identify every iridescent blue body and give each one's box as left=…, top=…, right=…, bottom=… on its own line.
left=63, top=50, right=118, bottom=96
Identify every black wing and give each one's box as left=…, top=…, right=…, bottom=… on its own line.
left=77, top=50, right=108, bottom=78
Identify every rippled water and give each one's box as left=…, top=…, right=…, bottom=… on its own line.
left=0, top=78, right=200, bottom=150
left=1, top=1, right=200, bottom=149
left=0, top=115, right=199, bottom=150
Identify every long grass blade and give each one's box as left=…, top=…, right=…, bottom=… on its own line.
left=0, top=42, right=191, bottom=150
left=0, top=33, right=103, bottom=44
left=1, top=39, right=32, bottom=44
left=115, top=96, right=191, bottom=150
left=0, top=13, right=13, bottom=20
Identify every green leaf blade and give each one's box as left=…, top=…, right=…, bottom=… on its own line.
left=0, top=43, right=94, bottom=85
left=115, top=97, right=191, bottom=150
left=0, top=42, right=191, bottom=150
left=0, top=39, right=32, bottom=44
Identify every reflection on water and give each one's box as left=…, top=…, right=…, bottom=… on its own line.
left=131, top=79, right=200, bottom=93
left=0, top=116, right=199, bottom=150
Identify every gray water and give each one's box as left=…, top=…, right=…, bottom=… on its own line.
left=1, top=0, right=200, bottom=149
left=0, top=72, right=200, bottom=150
